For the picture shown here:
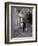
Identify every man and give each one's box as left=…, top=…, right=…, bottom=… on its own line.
left=23, top=18, right=26, bottom=32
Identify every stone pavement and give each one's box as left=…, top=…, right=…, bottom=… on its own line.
left=11, top=26, right=32, bottom=38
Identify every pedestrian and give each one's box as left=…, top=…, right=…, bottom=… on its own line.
left=23, top=18, right=26, bottom=32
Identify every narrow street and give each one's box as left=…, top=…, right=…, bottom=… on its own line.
left=11, top=25, right=32, bottom=38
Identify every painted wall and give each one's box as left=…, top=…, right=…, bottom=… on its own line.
left=37, top=4, right=38, bottom=42
left=11, top=7, right=17, bottom=30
